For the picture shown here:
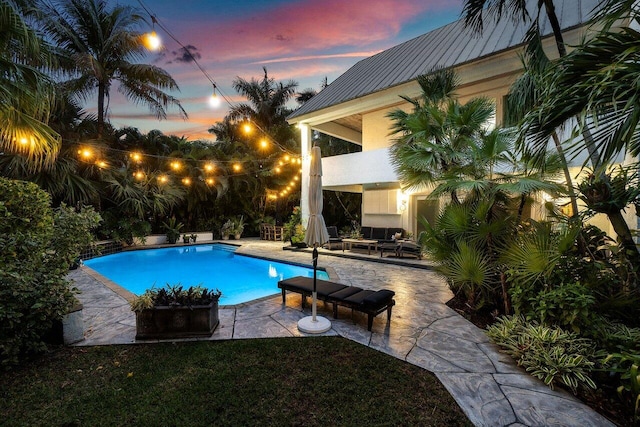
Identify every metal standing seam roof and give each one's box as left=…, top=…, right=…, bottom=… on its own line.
left=288, top=0, right=600, bottom=121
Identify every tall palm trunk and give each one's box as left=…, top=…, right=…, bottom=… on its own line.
left=97, top=81, right=106, bottom=139
left=551, top=132, right=579, bottom=216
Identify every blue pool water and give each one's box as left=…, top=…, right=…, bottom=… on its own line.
left=83, top=244, right=328, bottom=305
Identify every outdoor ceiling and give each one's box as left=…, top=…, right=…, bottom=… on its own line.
left=333, top=114, right=362, bottom=133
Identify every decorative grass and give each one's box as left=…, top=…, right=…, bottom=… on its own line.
left=1, top=337, right=471, bottom=426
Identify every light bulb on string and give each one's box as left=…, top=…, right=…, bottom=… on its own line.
left=209, top=85, right=221, bottom=108
left=143, top=16, right=162, bottom=51
left=145, top=31, right=161, bottom=51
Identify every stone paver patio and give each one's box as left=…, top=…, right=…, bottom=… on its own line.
left=69, top=239, right=614, bottom=427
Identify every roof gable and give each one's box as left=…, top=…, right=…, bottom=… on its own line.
left=288, top=0, right=600, bottom=120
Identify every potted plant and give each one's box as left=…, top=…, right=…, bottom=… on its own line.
left=232, top=216, right=245, bottom=239
left=190, top=233, right=198, bottom=243
left=290, top=223, right=307, bottom=248
left=221, top=220, right=234, bottom=240
left=182, top=233, right=191, bottom=244
left=130, top=284, right=222, bottom=340
left=284, top=206, right=307, bottom=248
left=163, top=217, right=184, bottom=244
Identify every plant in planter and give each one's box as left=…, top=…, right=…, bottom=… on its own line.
left=290, top=224, right=307, bottom=248
left=221, top=220, right=234, bottom=240
left=284, top=206, right=307, bottom=248
left=163, top=218, right=184, bottom=244
left=182, top=234, right=191, bottom=244
left=190, top=233, right=198, bottom=243
left=130, top=284, right=222, bottom=340
left=232, top=216, right=245, bottom=239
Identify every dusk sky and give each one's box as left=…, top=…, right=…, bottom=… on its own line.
left=109, top=0, right=464, bottom=141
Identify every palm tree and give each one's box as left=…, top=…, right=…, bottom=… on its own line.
left=521, top=4, right=640, bottom=271
left=464, top=0, right=640, bottom=272
left=504, top=30, right=580, bottom=220
left=0, top=0, right=61, bottom=170
left=462, top=0, right=567, bottom=56
left=387, top=69, right=495, bottom=202
left=37, top=0, right=186, bottom=138
left=229, top=67, right=298, bottom=130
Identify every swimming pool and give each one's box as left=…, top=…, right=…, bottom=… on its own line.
left=83, top=244, right=329, bottom=305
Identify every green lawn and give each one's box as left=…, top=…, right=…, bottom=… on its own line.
left=1, top=337, right=472, bottom=426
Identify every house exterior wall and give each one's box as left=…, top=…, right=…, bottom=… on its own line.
left=293, top=20, right=625, bottom=236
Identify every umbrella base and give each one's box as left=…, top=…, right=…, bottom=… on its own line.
left=297, top=315, right=331, bottom=334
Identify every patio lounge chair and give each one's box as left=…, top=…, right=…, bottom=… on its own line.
left=278, top=276, right=395, bottom=331
left=397, top=241, right=422, bottom=259
left=324, top=226, right=342, bottom=250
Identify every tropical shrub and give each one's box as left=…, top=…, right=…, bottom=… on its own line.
left=418, top=193, right=514, bottom=312
left=283, top=206, right=303, bottom=242
left=600, top=352, right=640, bottom=424
left=487, top=315, right=597, bottom=394
left=510, top=281, right=596, bottom=333
left=100, top=210, right=151, bottom=246
left=504, top=221, right=636, bottom=330
left=0, top=178, right=100, bottom=368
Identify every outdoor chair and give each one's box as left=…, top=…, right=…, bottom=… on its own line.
left=397, top=241, right=422, bottom=259
left=278, top=276, right=395, bottom=331
left=324, top=226, right=342, bottom=250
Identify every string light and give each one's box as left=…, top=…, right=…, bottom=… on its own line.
left=209, top=84, right=221, bottom=108
left=136, top=0, right=303, bottom=182
left=73, top=141, right=301, bottom=193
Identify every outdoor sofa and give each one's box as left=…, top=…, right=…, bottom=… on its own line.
left=277, top=276, right=395, bottom=331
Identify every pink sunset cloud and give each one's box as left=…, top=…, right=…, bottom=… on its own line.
left=179, top=0, right=444, bottom=64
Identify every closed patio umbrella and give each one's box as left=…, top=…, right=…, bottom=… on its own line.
left=298, top=145, right=331, bottom=334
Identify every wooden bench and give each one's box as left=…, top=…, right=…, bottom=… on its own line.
left=277, top=276, right=395, bottom=331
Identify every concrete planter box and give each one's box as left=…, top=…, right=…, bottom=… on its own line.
left=132, top=232, right=214, bottom=246
left=135, top=302, right=219, bottom=340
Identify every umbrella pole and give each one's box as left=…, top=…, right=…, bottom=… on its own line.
left=312, top=244, right=318, bottom=322
left=297, top=242, right=331, bottom=334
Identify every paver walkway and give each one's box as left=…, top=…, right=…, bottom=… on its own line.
left=69, top=239, right=614, bottom=427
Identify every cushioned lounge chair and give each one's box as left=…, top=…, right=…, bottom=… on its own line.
left=278, top=276, right=395, bottom=331
left=397, top=241, right=422, bottom=259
